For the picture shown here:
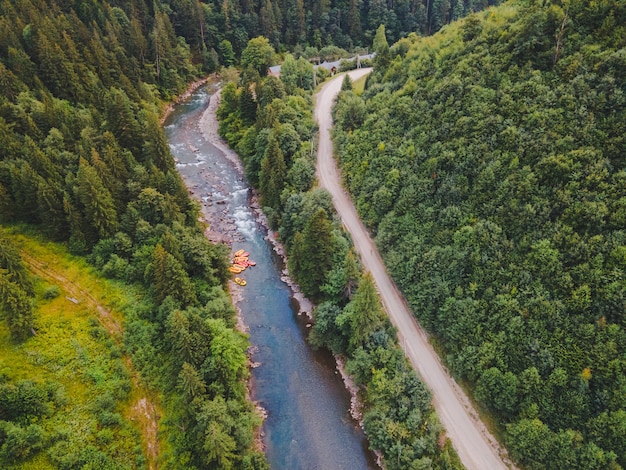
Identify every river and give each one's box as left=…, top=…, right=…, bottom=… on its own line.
left=163, top=84, right=376, bottom=469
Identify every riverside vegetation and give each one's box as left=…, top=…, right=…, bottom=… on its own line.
left=217, top=39, right=464, bottom=470
left=0, top=0, right=562, bottom=468
left=333, top=1, right=626, bottom=469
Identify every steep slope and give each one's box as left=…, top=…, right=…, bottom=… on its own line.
left=317, top=69, right=510, bottom=470
left=0, top=2, right=264, bottom=468
left=333, top=1, right=626, bottom=469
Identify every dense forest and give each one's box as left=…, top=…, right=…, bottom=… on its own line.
left=0, top=1, right=265, bottom=468
left=177, top=0, right=503, bottom=55
left=333, top=0, right=626, bottom=469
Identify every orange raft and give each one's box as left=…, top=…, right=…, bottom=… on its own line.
left=230, top=249, right=256, bottom=276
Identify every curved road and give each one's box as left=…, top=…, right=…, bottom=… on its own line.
left=315, top=69, right=511, bottom=470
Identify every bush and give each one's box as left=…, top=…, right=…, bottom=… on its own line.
left=42, top=285, right=60, bottom=299
left=0, top=422, right=46, bottom=461
left=97, top=411, right=122, bottom=427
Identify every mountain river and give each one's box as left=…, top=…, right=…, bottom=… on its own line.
left=163, top=83, right=376, bottom=469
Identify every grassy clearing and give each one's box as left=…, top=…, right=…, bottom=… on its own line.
left=0, top=227, right=154, bottom=469
left=353, top=74, right=368, bottom=95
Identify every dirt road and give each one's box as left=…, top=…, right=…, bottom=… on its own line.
left=315, top=69, right=511, bottom=470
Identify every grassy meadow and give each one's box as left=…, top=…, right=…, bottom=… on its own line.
left=1, top=227, right=155, bottom=469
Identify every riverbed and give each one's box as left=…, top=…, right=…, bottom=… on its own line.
left=163, top=84, right=376, bottom=469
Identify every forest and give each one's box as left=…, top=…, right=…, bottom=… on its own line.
left=0, top=0, right=265, bottom=468
left=5, top=0, right=622, bottom=468
left=218, top=36, right=464, bottom=469
left=332, top=1, right=626, bottom=469
left=140, top=0, right=503, bottom=64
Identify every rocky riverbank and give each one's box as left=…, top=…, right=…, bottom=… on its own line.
left=197, top=86, right=382, bottom=467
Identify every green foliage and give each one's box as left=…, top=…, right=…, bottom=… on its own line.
left=259, top=135, right=286, bottom=214
left=333, top=2, right=626, bottom=468
left=373, top=24, right=391, bottom=69
left=340, top=74, right=353, bottom=92
left=0, top=270, right=34, bottom=341
left=217, top=33, right=463, bottom=470
left=336, top=273, right=387, bottom=352
left=0, top=1, right=261, bottom=467
left=241, top=37, right=275, bottom=77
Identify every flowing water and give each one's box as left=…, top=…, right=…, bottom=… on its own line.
left=164, top=86, right=376, bottom=469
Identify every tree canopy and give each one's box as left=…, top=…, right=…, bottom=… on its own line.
left=333, top=1, right=626, bottom=468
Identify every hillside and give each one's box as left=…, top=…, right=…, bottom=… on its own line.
left=0, top=1, right=264, bottom=468
left=333, top=1, right=626, bottom=469
left=1, top=229, right=158, bottom=468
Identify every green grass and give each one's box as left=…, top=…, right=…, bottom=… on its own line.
left=353, top=74, right=368, bottom=95
left=0, top=227, right=152, bottom=469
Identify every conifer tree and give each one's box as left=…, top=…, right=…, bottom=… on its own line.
left=299, top=208, right=334, bottom=300
left=203, top=422, right=236, bottom=468
left=152, top=243, right=197, bottom=307
left=76, top=157, right=118, bottom=242
left=0, top=183, right=13, bottom=223
left=141, top=110, right=174, bottom=172
left=259, top=135, right=286, bottom=211
left=10, top=162, right=41, bottom=223
left=178, top=362, right=207, bottom=400
left=36, top=179, right=66, bottom=240
left=239, top=85, right=257, bottom=125
left=373, top=24, right=390, bottom=69
left=0, top=270, right=34, bottom=341
left=338, top=273, right=385, bottom=352
left=0, top=233, right=33, bottom=295
left=218, top=40, right=236, bottom=67
left=152, top=243, right=169, bottom=304
left=341, top=73, right=353, bottom=91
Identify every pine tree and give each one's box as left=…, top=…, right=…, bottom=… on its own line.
left=153, top=243, right=169, bottom=304
left=218, top=40, right=235, bottom=67
left=338, top=272, right=385, bottom=351
left=348, top=0, right=362, bottom=41
left=203, top=422, right=236, bottom=468
left=0, top=183, right=13, bottom=223
left=0, top=269, right=35, bottom=341
left=300, top=208, right=335, bottom=300
left=373, top=24, right=390, bottom=69
left=76, top=157, right=118, bottom=242
left=89, top=148, right=124, bottom=212
left=0, top=233, right=33, bottom=295
left=259, top=135, right=286, bottom=211
left=259, top=0, right=277, bottom=43
left=10, top=162, right=41, bottom=224
left=178, top=362, right=207, bottom=400
left=239, top=85, right=258, bottom=125
left=141, top=109, right=174, bottom=172
left=341, top=73, right=353, bottom=91
left=152, top=243, right=197, bottom=307
left=104, top=88, right=143, bottom=157
left=36, top=179, right=66, bottom=241
left=287, top=231, right=306, bottom=283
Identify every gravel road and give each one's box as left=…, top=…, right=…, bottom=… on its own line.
left=315, top=69, right=512, bottom=470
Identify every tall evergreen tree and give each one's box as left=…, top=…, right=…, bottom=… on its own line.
left=76, top=157, right=118, bottom=243
left=338, top=273, right=385, bottom=351
left=0, top=233, right=33, bottom=295
left=259, top=135, right=286, bottom=211
left=373, top=24, right=390, bottom=69
left=0, top=270, right=34, bottom=341
left=299, top=208, right=335, bottom=300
